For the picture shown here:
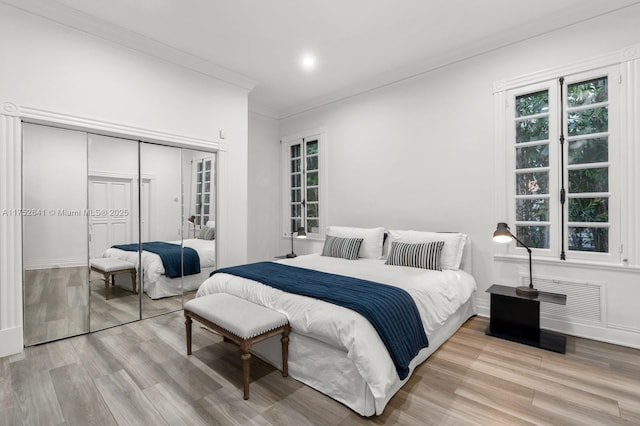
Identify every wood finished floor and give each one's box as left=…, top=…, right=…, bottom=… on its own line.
left=23, top=267, right=189, bottom=346
left=2, top=315, right=639, bottom=425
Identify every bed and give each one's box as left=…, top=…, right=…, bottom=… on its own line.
left=195, top=227, right=477, bottom=416
left=100, top=228, right=216, bottom=299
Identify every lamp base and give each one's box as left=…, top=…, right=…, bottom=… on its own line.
left=516, top=286, right=539, bottom=298
left=286, top=253, right=297, bottom=258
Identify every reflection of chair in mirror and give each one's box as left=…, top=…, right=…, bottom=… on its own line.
left=90, top=258, right=137, bottom=300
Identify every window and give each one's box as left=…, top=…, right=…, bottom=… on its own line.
left=281, top=128, right=326, bottom=239
left=500, top=64, right=624, bottom=263
left=193, top=157, right=214, bottom=226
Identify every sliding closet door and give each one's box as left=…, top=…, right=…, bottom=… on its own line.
left=88, top=134, right=141, bottom=331
left=182, top=149, right=217, bottom=305
left=140, top=143, right=184, bottom=319
left=22, top=123, right=90, bottom=346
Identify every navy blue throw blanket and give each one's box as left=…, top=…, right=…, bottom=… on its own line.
left=112, top=242, right=200, bottom=278
left=212, top=261, right=428, bottom=379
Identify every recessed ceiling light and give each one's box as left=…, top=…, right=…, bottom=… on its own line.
left=301, top=54, right=316, bottom=70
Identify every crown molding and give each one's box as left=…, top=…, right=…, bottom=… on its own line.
left=0, top=0, right=259, bottom=92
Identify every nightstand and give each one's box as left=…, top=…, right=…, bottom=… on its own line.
left=486, top=284, right=567, bottom=353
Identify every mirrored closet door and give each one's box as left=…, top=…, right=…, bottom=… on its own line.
left=22, top=124, right=90, bottom=346
left=87, top=134, right=141, bottom=331
left=181, top=149, right=217, bottom=306
left=22, top=123, right=217, bottom=346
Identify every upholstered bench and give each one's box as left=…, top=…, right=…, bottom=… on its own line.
left=90, top=258, right=137, bottom=300
left=184, top=293, right=290, bottom=400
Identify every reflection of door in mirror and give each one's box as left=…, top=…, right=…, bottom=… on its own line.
left=22, top=123, right=89, bottom=346
left=182, top=149, right=217, bottom=306
left=88, top=134, right=141, bottom=331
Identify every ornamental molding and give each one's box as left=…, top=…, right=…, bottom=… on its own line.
left=0, top=102, right=219, bottom=151
left=494, top=43, right=640, bottom=93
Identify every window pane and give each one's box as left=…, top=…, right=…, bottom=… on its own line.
left=306, top=219, right=319, bottom=234
left=291, top=204, right=301, bottom=218
left=306, top=140, right=318, bottom=155
left=204, top=194, right=210, bottom=203
left=516, top=199, right=549, bottom=222
left=516, top=172, right=548, bottom=195
left=307, top=187, right=318, bottom=202
left=205, top=161, right=211, bottom=171
left=204, top=205, right=209, bottom=214
left=568, top=138, right=608, bottom=165
left=568, top=227, right=608, bottom=252
left=516, top=144, right=549, bottom=169
left=516, top=117, right=549, bottom=143
left=291, top=189, right=301, bottom=203
left=306, top=203, right=318, bottom=218
left=291, top=158, right=301, bottom=173
left=568, top=106, right=608, bottom=136
left=306, top=155, right=318, bottom=171
left=197, top=162, right=202, bottom=172
left=204, top=183, right=210, bottom=193
left=516, top=225, right=549, bottom=249
left=569, top=197, right=608, bottom=222
left=568, top=167, right=608, bottom=193
left=291, top=174, right=301, bottom=188
left=291, top=218, right=302, bottom=232
left=516, top=91, right=549, bottom=117
left=197, top=183, right=202, bottom=194
left=290, top=144, right=301, bottom=158
left=205, top=171, right=210, bottom=181
left=306, top=171, right=318, bottom=186
left=567, top=77, right=608, bottom=107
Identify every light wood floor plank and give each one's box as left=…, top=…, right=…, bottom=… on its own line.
left=3, top=313, right=640, bottom=425
left=95, top=369, right=168, bottom=426
left=50, top=363, right=117, bottom=426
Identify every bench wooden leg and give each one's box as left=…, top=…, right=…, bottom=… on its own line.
left=185, top=314, right=193, bottom=355
left=104, top=272, right=111, bottom=300
left=130, top=268, right=137, bottom=294
left=281, top=325, right=290, bottom=377
left=241, top=349, right=251, bottom=400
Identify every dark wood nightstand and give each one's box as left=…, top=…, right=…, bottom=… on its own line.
left=486, top=284, right=567, bottom=353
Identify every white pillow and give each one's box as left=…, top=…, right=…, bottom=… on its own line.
left=326, top=226, right=385, bottom=259
left=387, top=230, right=467, bottom=270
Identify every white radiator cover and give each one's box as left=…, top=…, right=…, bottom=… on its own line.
left=521, top=274, right=605, bottom=325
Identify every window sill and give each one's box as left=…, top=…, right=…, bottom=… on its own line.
left=493, top=254, right=640, bottom=273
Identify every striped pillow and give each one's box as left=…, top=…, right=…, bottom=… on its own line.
left=385, top=241, right=445, bottom=271
left=322, top=236, right=364, bottom=260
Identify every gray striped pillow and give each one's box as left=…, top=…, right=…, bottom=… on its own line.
left=385, top=241, right=445, bottom=271
left=322, top=236, right=364, bottom=260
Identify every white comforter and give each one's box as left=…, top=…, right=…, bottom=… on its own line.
left=196, top=254, right=476, bottom=400
left=101, top=238, right=216, bottom=283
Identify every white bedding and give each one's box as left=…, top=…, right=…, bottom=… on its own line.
left=196, top=253, right=476, bottom=413
left=102, top=238, right=215, bottom=299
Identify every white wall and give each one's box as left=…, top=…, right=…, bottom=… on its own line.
left=250, top=5, right=640, bottom=348
left=247, top=112, right=281, bottom=261
left=0, top=3, right=249, bottom=356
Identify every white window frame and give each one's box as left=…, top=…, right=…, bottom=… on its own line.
left=280, top=126, right=327, bottom=240
left=191, top=155, right=215, bottom=228
left=494, top=45, right=640, bottom=266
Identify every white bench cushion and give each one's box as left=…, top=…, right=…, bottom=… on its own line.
left=91, top=257, right=135, bottom=272
left=185, top=293, right=288, bottom=339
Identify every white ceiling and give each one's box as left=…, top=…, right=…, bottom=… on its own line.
left=5, top=0, right=640, bottom=118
